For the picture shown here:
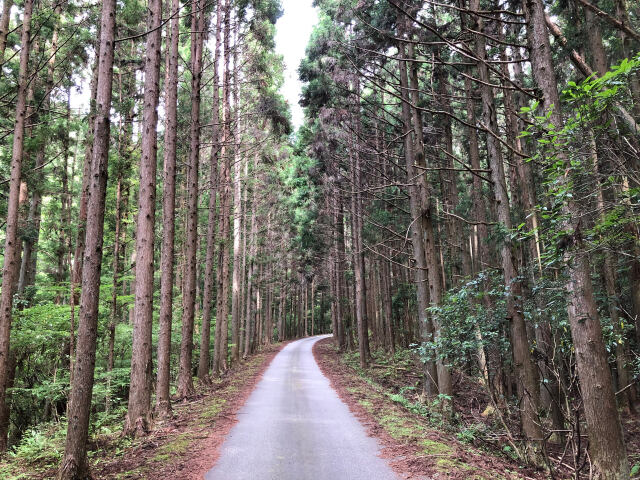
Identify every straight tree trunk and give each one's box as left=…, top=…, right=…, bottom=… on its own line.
left=0, top=0, right=32, bottom=452
left=178, top=0, right=205, bottom=399
left=155, top=0, right=180, bottom=418
left=230, top=26, right=243, bottom=364
left=68, top=35, right=101, bottom=378
left=435, top=64, right=465, bottom=286
left=381, top=257, right=395, bottom=354
left=56, top=89, right=73, bottom=303
left=310, top=278, right=315, bottom=336
left=106, top=175, right=124, bottom=414
left=213, top=0, right=232, bottom=374
left=471, top=1, right=543, bottom=460
left=407, top=39, right=452, bottom=404
left=335, top=191, right=346, bottom=350
left=525, top=0, right=629, bottom=476
left=18, top=6, right=61, bottom=301
left=126, top=0, right=162, bottom=434
left=58, top=0, right=116, bottom=475
left=396, top=27, right=440, bottom=397
left=243, top=193, right=257, bottom=357
left=278, top=284, right=285, bottom=342
left=349, top=138, right=370, bottom=366
left=198, top=0, right=223, bottom=384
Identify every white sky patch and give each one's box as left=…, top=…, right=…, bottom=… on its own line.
left=275, top=0, right=318, bottom=131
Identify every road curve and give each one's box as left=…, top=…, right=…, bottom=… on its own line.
left=204, top=335, right=398, bottom=480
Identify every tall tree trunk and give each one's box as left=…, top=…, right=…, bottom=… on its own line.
left=407, top=40, right=452, bottom=405
left=471, top=0, right=543, bottom=460
left=336, top=192, right=347, bottom=350
left=18, top=4, right=62, bottom=301
left=396, top=23, right=445, bottom=398
left=56, top=89, right=72, bottom=304
left=69, top=35, right=101, bottom=379
left=525, top=0, right=629, bottom=476
left=155, top=0, right=180, bottom=418
left=381, top=256, right=395, bottom=354
left=106, top=175, right=124, bottom=414
left=178, top=0, right=204, bottom=399
left=244, top=191, right=257, bottom=358
left=58, top=0, right=116, bottom=475
left=435, top=64, right=465, bottom=286
left=239, top=156, right=249, bottom=349
left=230, top=24, right=242, bottom=364
left=126, top=0, right=162, bottom=434
left=213, top=0, right=232, bottom=374
left=198, top=0, right=223, bottom=384
left=17, top=47, right=48, bottom=300
left=0, top=0, right=32, bottom=452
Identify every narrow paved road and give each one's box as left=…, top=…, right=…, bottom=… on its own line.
left=205, top=335, right=398, bottom=480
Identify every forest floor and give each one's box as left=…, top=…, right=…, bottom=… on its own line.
left=313, top=337, right=549, bottom=480
left=314, top=338, right=640, bottom=479
left=0, top=343, right=285, bottom=480
left=3, top=337, right=638, bottom=480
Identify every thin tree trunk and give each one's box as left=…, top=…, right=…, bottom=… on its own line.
left=244, top=191, right=257, bottom=358
left=56, top=89, right=73, bottom=304
left=198, top=0, right=223, bottom=384
left=0, top=0, right=32, bottom=451
left=471, top=1, right=542, bottom=460
left=231, top=24, right=243, bottom=364
left=68, top=35, right=101, bottom=380
left=178, top=0, right=204, bottom=399
left=213, top=0, right=232, bottom=374
left=525, top=0, right=629, bottom=476
left=155, top=0, right=180, bottom=418
left=335, top=192, right=347, bottom=350
left=106, top=175, right=124, bottom=414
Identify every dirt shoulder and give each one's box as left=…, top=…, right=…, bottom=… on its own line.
left=94, top=343, right=285, bottom=480
left=313, top=338, right=546, bottom=480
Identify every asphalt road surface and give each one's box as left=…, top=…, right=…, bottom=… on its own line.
left=204, top=335, right=398, bottom=480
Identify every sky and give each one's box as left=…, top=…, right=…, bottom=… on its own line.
left=274, top=0, right=319, bottom=130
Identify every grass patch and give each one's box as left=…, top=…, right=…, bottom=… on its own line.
left=420, top=438, right=454, bottom=455
left=436, top=457, right=473, bottom=472
left=200, top=397, right=227, bottom=420
left=149, top=432, right=195, bottom=464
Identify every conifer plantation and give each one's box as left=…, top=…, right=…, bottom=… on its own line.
left=0, top=0, right=639, bottom=479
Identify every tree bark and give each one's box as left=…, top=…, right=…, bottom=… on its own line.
left=198, top=0, right=223, bottom=384
left=155, top=0, right=180, bottom=418
left=178, top=0, right=205, bottom=399
left=106, top=175, right=124, bottom=414
left=126, top=0, right=162, bottom=434
left=68, top=34, right=101, bottom=380
left=471, top=0, right=543, bottom=460
left=0, top=0, right=32, bottom=452
left=230, top=20, right=242, bottom=364
left=243, top=187, right=257, bottom=358
left=213, top=0, right=232, bottom=374
left=525, top=0, right=629, bottom=476
left=18, top=6, right=61, bottom=302
left=58, top=0, right=116, bottom=475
